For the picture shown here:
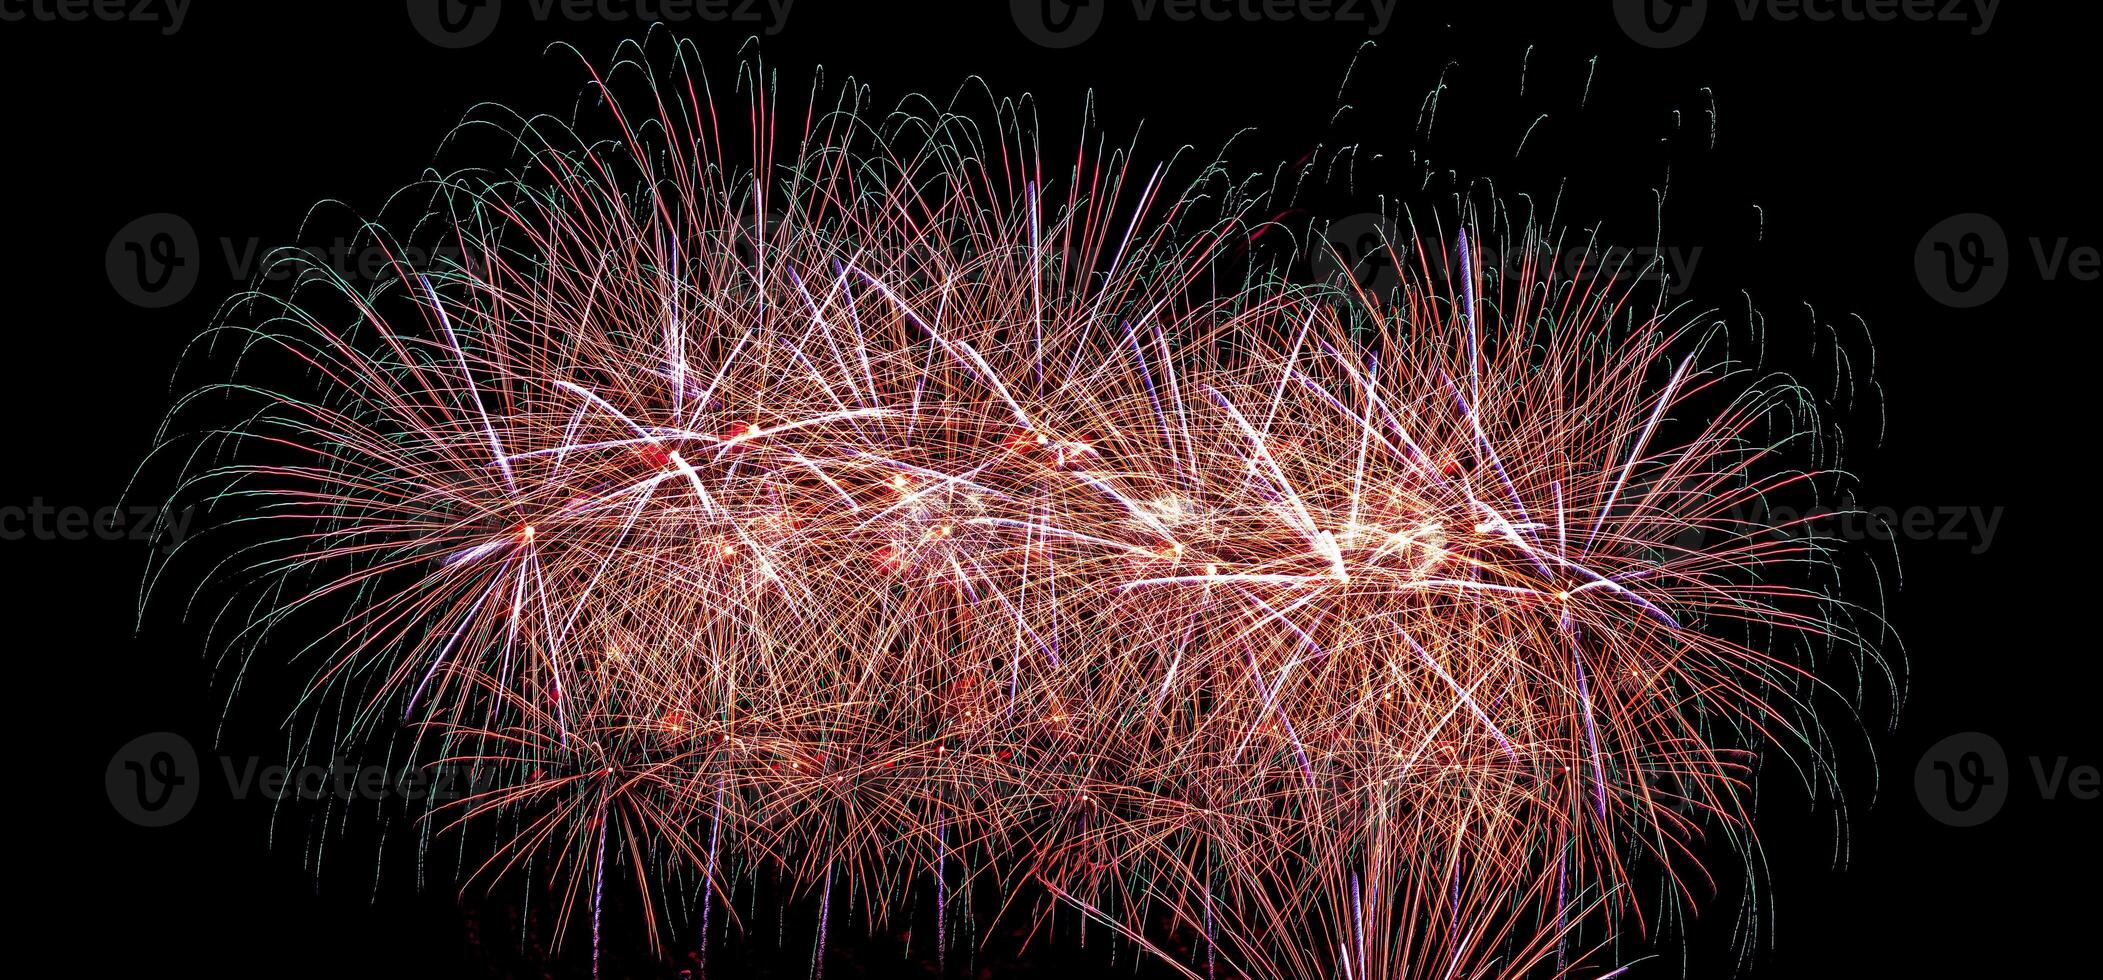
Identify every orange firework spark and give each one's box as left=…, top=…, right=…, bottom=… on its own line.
left=155, top=42, right=1884, bottom=980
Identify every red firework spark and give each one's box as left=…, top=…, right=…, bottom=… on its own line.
left=154, top=45, right=1884, bottom=980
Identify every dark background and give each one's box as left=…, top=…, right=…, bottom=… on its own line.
left=6, top=1, right=2095, bottom=977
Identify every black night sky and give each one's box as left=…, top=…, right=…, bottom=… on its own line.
left=5, top=2, right=2096, bottom=977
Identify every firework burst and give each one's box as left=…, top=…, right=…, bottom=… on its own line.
left=151, top=40, right=1886, bottom=980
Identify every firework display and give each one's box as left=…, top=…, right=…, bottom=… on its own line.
left=158, top=46, right=1878, bottom=980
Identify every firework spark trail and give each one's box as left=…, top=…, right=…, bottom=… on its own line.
left=155, top=44, right=1883, bottom=980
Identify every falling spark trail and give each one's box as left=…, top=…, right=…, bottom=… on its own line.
left=159, top=47, right=1883, bottom=980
